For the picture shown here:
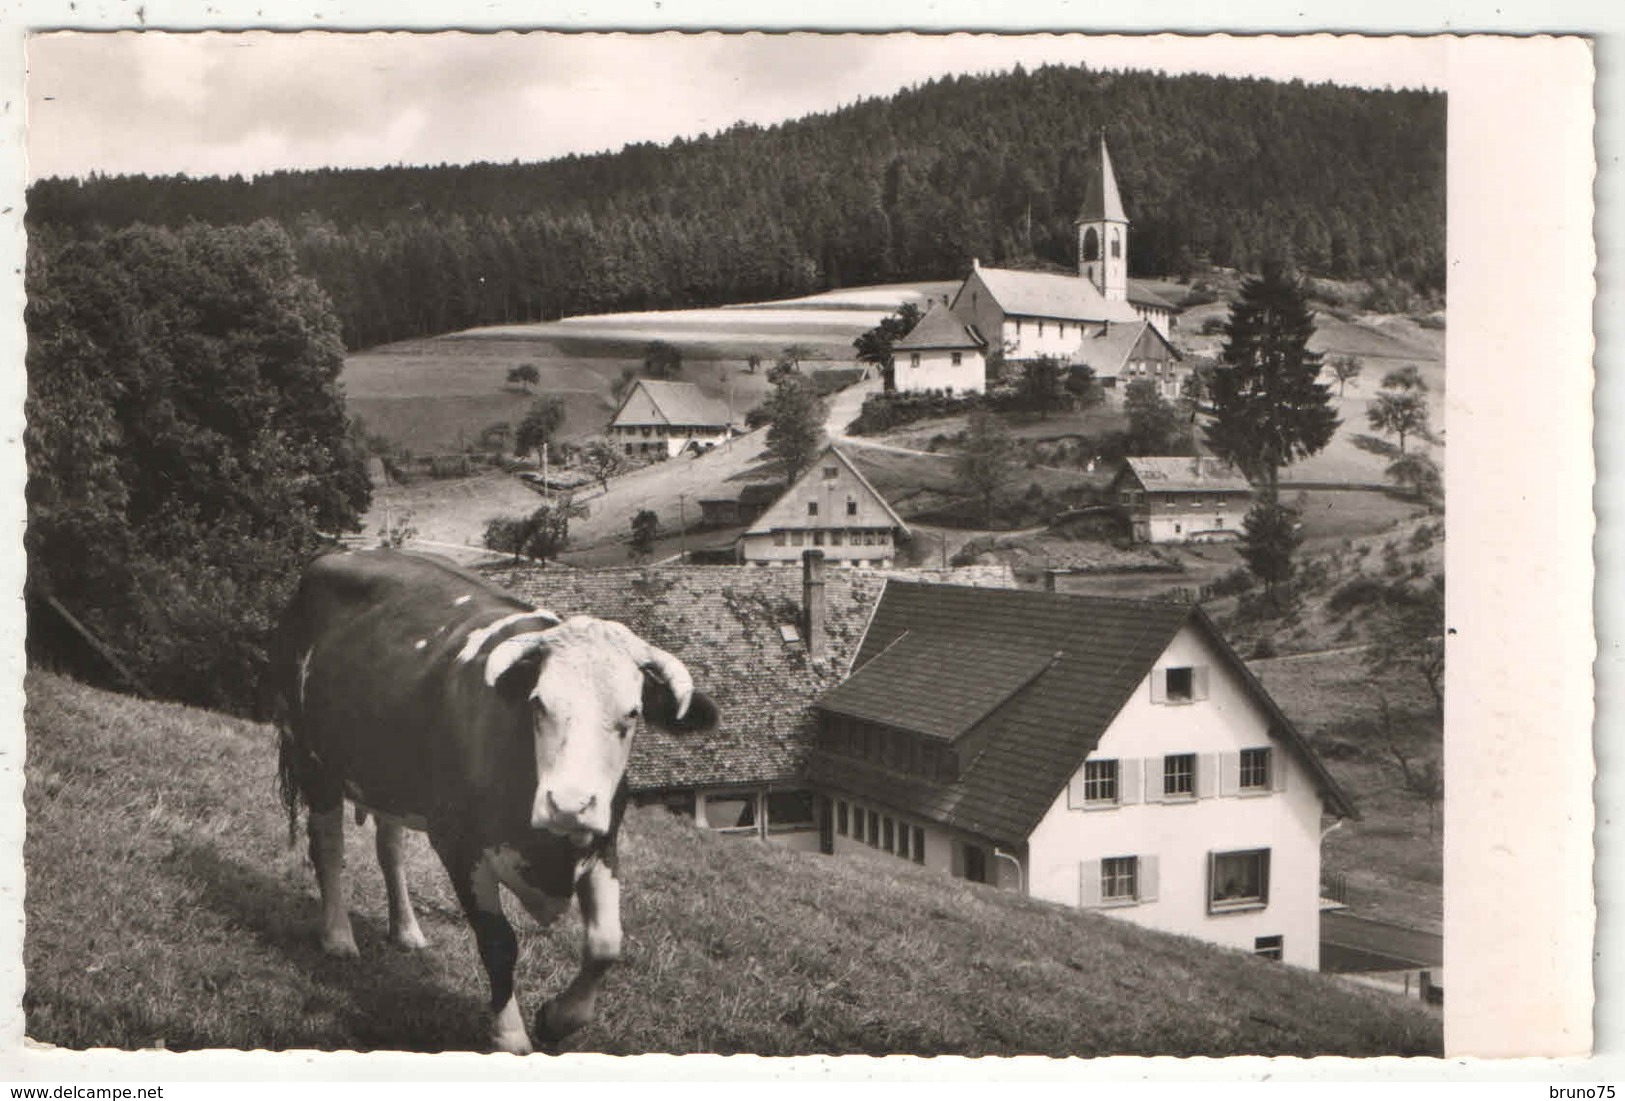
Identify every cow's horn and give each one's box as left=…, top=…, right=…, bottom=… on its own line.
left=639, top=642, right=695, bottom=720
left=483, top=632, right=551, bottom=688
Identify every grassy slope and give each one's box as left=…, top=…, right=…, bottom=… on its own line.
left=23, top=671, right=1440, bottom=1056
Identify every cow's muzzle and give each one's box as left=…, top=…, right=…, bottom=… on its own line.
left=533, top=786, right=607, bottom=842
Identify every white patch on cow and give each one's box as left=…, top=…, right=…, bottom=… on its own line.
left=453, top=595, right=472, bottom=606
left=482, top=845, right=571, bottom=928
left=490, top=993, right=531, bottom=1055
left=456, top=610, right=560, bottom=665
left=414, top=639, right=428, bottom=650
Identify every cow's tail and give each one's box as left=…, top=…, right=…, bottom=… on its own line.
left=276, top=726, right=304, bottom=847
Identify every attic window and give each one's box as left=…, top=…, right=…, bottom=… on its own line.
left=807, top=501, right=818, bottom=517
left=779, top=624, right=801, bottom=645
left=846, top=499, right=858, bottom=516
left=823, top=465, right=838, bottom=480
left=1166, top=666, right=1194, bottom=701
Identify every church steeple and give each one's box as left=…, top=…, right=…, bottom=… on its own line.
left=1075, top=132, right=1130, bottom=302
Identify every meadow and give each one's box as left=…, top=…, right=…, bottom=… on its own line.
left=23, top=671, right=1441, bottom=1056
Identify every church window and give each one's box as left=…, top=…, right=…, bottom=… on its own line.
left=1111, top=229, right=1122, bottom=259
left=1083, top=227, right=1100, bottom=262
left=1038, top=320, right=1045, bottom=337
left=951, top=352, right=962, bottom=366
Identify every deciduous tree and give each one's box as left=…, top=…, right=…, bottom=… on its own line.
left=1123, top=379, right=1185, bottom=455
left=763, top=374, right=824, bottom=482
left=1328, top=354, right=1363, bottom=396
left=629, top=508, right=660, bottom=561
left=515, top=396, right=566, bottom=461
left=580, top=437, right=627, bottom=492
left=506, top=362, right=540, bottom=391
left=853, top=301, right=924, bottom=391
left=956, top=407, right=1015, bottom=527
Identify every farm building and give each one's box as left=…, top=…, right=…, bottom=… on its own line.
left=806, top=581, right=1355, bottom=970
left=738, top=445, right=910, bottom=568
left=891, top=301, right=988, bottom=395
left=697, top=483, right=781, bottom=528
left=889, top=135, right=1180, bottom=394
left=1073, top=318, right=1186, bottom=402
left=1112, top=456, right=1253, bottom=544
left=608, top=379, right=737, bottom=459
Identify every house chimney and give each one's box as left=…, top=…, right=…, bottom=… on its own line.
left=802, top=549, right=827, bottom=662
left=971, top=256, right=981, bottom=271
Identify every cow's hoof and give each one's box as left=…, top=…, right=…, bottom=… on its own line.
left=533, top=1002, right=577, bottom=1045
left=390, top=925, right=429, bottom=951
left=490, top=1032, right=534, bottom=1056
left=321, top=932, right=360, bottom=958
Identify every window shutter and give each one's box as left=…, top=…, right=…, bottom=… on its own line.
left=1144, top=758, right=1164, bottom=803
left=1068, top=769, right=1086, bottom=810
left=1271, top=749, right=1288, bottom=793
left=951, top=842, right=965, bottom=879
left=1149, top=669, right=1167, bottom=704
left=1119, top=758, right=1142, bottom=805
left=1197, top=753, right=1218, bottom=799
left=1219, top=751, right=1240, bottom=797
left=1079, top=860, right=1103, bottom=908
left=1138, top=855, right=1159, bottom=903
left=1193, top=665, right=1211, bottom=701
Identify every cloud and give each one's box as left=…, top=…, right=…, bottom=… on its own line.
left=25, top=31, right=1448, bottom=182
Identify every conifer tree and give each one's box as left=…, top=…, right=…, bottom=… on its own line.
left=1204, top=261, right=1339, bottom=499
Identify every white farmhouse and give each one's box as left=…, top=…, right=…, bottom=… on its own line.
left=739, top=445, right=910, bottom=567
left=890, top=302, right=987, bottom=395
left=1113, top=456, right=1253, bottom=544
left=608, top=379, right=736, bottom=459
left=807, top=581, right=1354, bottom=970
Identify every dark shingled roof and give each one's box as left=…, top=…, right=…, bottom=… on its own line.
left=893, top=301, right=987, bottom=351
left=809, top=582, right=1354, bottom=848
left=484, top=564, right=885, bottom=794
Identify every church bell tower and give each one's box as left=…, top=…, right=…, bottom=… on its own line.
left=1075, top=132, right=1130, bottom=302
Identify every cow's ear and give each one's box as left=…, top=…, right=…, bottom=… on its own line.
left=485, top=633, right=550, bottom=700
left=642, top=678, right=719, bottom=735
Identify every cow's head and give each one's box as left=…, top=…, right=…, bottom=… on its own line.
left=483, top=617, right=718, bottom=842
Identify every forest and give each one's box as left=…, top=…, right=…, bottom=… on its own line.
left=26, top=64, right=1444, bottom=352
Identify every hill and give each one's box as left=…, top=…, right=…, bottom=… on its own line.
left=22, top=670, right=1440, bottom=1056
left=27, top=65, right=1444, bottom=351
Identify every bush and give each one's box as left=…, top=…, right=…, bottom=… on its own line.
left=1200, top=317, right=1227, bottom=335
left=1249, top=636, right=1278, bottom=660
left=1327, top=577, right=1388, bottom=615
left=1207, top=566, right=1256, bottom=599
left=847, top=390, right=983, bottom=435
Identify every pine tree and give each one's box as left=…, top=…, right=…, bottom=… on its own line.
left=1204, top=261, right=1339, bottom=498
left=763, top=375, right=824, bottom=483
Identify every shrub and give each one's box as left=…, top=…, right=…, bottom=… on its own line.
left=1328, top=577, right=1388, bottom=615
left=1249, top=636, right=1278, bottom=660
left=1208, top=567, right=1256, bottom=599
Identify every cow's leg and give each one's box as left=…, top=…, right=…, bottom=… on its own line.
left=432, top=835, right=532, bottom=1055
left=308, top=804, right=359, bottom=958
left=375, top=817, right=428, bottom=950
left=535, top=855, right=621, bottom=1042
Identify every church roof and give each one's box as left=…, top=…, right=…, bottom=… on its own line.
left=893, top=301, right=987, bottom=351
left=1076, top=134, right=1129, bottom=224
left=967, top=266, right=1142, bottom=324
left=1127, top=279, right=1181, bottom=312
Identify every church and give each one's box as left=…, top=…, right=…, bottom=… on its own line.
left=891, top=135, right=1186, bottom=402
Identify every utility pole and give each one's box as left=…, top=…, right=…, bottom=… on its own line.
left=677, top=493, right=688, bottom=564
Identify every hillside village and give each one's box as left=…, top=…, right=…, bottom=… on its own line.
left=348, top=136, right=1446, bottom=999
left=24, top=62, right=1451, bottom=1056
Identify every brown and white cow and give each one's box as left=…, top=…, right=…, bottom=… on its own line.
left=273, top=549, right=717, bottom=1053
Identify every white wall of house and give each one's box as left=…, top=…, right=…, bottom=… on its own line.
left=895, top=348, right=986, bottom=394
left=1024, top=624, right=1329, bottom=969
left=1000, top=316, right=1092, bottom=362
left=613, top=424, right=731, bottom=459
left=740, top=528, right=897, bottom=566
left=827, top=794, right=1021, bottom=892
left=1134, top=303, right=1176, bottom=340
left=1131, top=493, right=1251, bottom=544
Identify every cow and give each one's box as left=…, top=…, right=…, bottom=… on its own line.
left=272, top=549, right=717, bottom=1053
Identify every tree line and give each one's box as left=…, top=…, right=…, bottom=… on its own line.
left=28, top=64, right=1444, bottom=351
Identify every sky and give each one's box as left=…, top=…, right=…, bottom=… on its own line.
left=23, top=31, right=1451, bottom=182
